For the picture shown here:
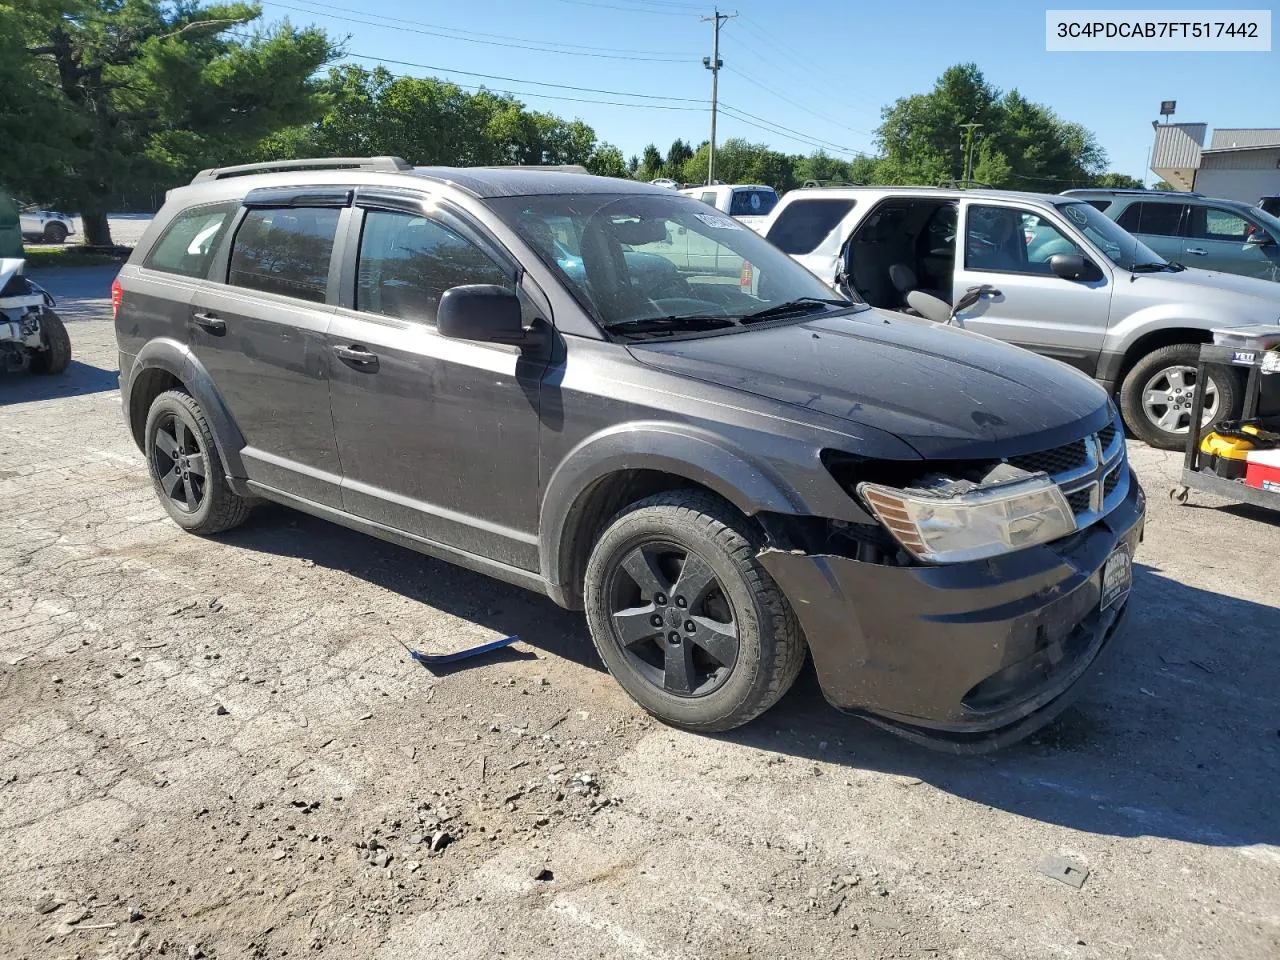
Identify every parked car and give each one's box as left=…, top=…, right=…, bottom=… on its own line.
left=0, top=189, right=22, bottom=258
left=1259, top=195, right=1280, bottom=218
left=649, top=178, right=680, bottom=190
left=759, top=185, right=1280, bottom=449
left=0, top=258, right=71, bottom=374
left=680, top=183, right=779, bottom=231
left=1063, top=188, right=1280, bottom=283
left=19, top=205, right=76, bottom=244
left=114, top=157, right=1145, bottom=752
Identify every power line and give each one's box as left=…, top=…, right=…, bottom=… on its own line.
left=719, top=103, right=871, bottom=157
left=550, top=0, right=701, bottom=16
left=733, top=15, right=883, bottom=110
left=342, top=53, right=709, bottom=111
left=268, top=0, right=693, bottom=55
left=261, top=0, right=696, bottom=61
left=724, top=66, right=875, bottom=141
left=336, top=52, right=707, bottom=103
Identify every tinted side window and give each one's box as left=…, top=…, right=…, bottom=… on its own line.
left=765, top=197, right=855, bottom=254
left=144, top=203, right=237, bottom=278
left=228, top=207, right=341, bottom=303
left=1117, top=202, right=1182, bottom=237
left=356, top=210, right=511, bottom=324
left=1084, top=200, right=1112, bottom=212
left=699, top=191, right=718, bottom=206
left=729, top=190, right=777, bottom=217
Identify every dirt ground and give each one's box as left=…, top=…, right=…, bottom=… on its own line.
left=2, top=266, right=1277, bottom=960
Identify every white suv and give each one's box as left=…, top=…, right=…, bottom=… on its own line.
left=19, top=206, right=76, bottom=244
left=760, top=186, right=1280, bottom=448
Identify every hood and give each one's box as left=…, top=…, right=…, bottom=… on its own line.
left=627, top=309, right=1112, bottom=459
left=1134, top=267, right=1280, bottom=316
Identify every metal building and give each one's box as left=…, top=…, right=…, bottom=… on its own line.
left=1150, top=123, right=1280, bottom=204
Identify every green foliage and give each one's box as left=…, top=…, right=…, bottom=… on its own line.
left=1151, top=180, right=1176, bottom=191
left=1092, top=173, right=1145, bottom=189
left=7, top=1, right=338, bottom=242
left=875, top=64, right=1107, bottom=190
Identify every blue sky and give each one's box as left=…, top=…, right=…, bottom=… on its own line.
left=257, top=0, right=1278, bottom=184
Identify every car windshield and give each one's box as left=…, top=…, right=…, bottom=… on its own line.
left=1051, top=200, right=1166, bottom=271
left=489, top=192, right=861, bottom=335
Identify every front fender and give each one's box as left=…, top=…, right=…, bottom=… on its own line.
left=1103, top=303, right=1239, bottom=358
left=540, top=421, right=806, bottom=592
left=127, top=338, right=246, bottom=478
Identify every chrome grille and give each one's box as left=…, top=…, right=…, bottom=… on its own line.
left=1008, top=408, right=1129, bottom=531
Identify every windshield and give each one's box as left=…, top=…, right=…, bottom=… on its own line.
left=1051, top=200, right=1166, bottom=271
left=489, top=193, right=859, bottom=334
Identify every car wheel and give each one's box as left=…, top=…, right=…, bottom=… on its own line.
left=144, top=390, right=251, bottom=535
left=1119, top=343, right=1240, bottom=450
left=42, top=222, right=68, bottom=244
left=583, top=490, right=806, bottom=732
left=26, top=309, right=71, bottom=375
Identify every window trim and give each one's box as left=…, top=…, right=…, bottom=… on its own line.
left=141, top=201, right=239, bottom=279
left=341, top=202, right=519, bottom=324
left=959, top=200, right=1104, bottom=281
left=223, top=204, right=347, bottom=306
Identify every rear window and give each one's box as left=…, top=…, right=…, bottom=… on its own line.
left=228, top=207, right=341, bottom=303
left=765, top=197, right=855, bottom=254
left=729, top=189, right=778, bottom=217
left=144, top=203, right=237, bottom=278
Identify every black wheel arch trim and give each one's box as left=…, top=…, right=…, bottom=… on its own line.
left=125, top=338, right=246, bottom=478
left=539, top=422, right=808, bottom=599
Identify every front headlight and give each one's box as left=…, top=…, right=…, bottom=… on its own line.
left=857, top=475, right=1076, bottom=564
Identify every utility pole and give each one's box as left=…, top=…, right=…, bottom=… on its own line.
left=702, top=8, right=736, bottom=186
left=959, top=122, right=982, bottom=185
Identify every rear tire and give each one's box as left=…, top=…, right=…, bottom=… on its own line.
left=583, top=490, right=806, bottom=732
left=144, top=390, right=251, bottom=535
left=27, top=309, right=71, bottom=375
left=1119, top=343, right=1239, bottom=450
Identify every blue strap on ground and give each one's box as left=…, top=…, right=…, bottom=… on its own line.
left=407, top=634, right=520, bottom=666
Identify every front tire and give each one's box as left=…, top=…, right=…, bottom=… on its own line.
left=144, top=390, right=251, bottom=535
left=584, top=490, right=806, bottom=732
left=27, top=309, right=71, bottom=375
left=43, top=222, right=68, bottom=244
left=1119, top=343, right=1240, bottom=450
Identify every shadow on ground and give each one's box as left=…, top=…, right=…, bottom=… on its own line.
left=218, top=505, right=602, bottom=673
left=0, top=361, right=119, bottom=405
left=218, top=506, right=1280, bottom=850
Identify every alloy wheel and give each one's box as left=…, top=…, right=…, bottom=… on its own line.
left=152, top=414, right=208, bottom=514
left=1141, top=364, right=1218, bottom=436
left=606, top=540, right=740, bottom=697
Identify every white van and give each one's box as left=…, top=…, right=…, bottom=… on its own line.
left=680, top=184, right=779, bottom=232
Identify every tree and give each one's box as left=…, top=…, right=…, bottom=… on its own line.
left=1151, top=180, right=1176, bottom=191
left=1092, top=172, right=1145, bottom=189
left=875, top=64, right=1107, bottom=190
left=663, top=138, right=694, bottom=179
left=9, top=1, right=338, bottom=244
left=637, top=143, right=663, bottom=182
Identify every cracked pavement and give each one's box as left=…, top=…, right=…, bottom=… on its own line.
left=1, top=266, right=1277, bottom=960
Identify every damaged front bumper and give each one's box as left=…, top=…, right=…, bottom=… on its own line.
left=759, top=478, right=1146, bottom=753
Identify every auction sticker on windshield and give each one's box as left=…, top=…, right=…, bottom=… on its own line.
left=1101, top=546, right=1132, bottom=612
left=695, top=213, right=742, bottom=230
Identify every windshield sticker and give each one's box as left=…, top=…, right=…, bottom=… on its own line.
left=1064, top=205, right=1089, bottom=226
left=694, top=213, right=742, bottom=230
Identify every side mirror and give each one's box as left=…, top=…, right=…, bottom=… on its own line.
left=1049, top=253, right=1100, bottom=281
left=438, top=284, right=533, bottom=347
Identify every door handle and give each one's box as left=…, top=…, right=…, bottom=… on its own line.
left=191, top=311, right=226, bottom=335
left=1185, top=247, right=1208, bottom=256
left=332, top=344, right=379, bottom=370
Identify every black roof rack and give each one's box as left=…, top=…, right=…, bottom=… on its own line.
left=191, top=156, right=413, bottom=183
left=1062, top=187, right=1204, bottom=197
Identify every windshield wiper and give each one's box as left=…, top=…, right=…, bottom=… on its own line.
left=739, top=297, right=850, bottom=324
left=605, top=315, right=737, bottom=335
left=1130, top=262, right=1180, bottom=273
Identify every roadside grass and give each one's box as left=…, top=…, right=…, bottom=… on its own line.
left=23, top=244, right=130, bottom=268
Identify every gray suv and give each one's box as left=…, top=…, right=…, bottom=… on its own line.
left=114, top=158, right=1145, bottom=751
left=1063, top=188, right=1280, bottom=283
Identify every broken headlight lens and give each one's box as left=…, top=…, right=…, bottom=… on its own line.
left=857, top=475, right=1076, bottom=564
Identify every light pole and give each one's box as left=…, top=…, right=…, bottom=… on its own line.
left=702, top=8, right=736, bottom=186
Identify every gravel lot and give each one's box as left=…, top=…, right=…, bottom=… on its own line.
left=2, top=267, right=1277, bottom=960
